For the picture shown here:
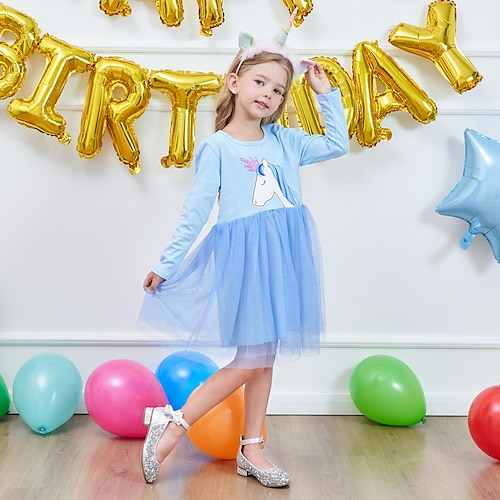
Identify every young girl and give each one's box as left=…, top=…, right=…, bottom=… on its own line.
left=138, top=13, right=349, bottom=488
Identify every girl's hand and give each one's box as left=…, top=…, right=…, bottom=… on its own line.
left=143, top=271, right=165, bottom=293
left=305, top=63, right=331, bottom=95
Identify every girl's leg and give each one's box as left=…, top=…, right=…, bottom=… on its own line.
left=155, top=363, right=262, bottom=462
left=241, top=366, right=275, bottom=470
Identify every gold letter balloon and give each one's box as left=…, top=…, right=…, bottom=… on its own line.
left=8, top=35, right=94, bottom=144
left=352, top=41, right=437, bottom=148
left=389, top=1, right=482, bottom=94
left=312, top=56, right=358, bottom=138
left=156, top=0, right=184, bottom=27
left=0, top=3, right=40, bottom=99
left=77, top=57, right=151, bottom=174
left=99, top=0, right=132, bottom=16
left=281, top=0, right=313, bottom=26
left=290, top=56, right=358, bottom=139
left=196, top=0, right=224, bottom=36
left=99, top=0, right=312, bottom=34
left=150, top=70, right=222, bottom=168
left=290, top=74, right=325, bottom=136
left=0, top=2, right=485, bottom=172
left=99, top=0, right=224, bottom=35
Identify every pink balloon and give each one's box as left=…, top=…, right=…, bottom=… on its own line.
left=85, top=359, right=167, bottom=437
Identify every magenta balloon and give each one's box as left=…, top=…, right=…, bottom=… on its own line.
left=84, top=359, right=167, bottom=437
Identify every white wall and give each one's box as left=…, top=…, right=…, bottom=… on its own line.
left=1, top=0, right=500, bottom=416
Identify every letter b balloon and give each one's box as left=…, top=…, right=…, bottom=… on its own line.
left=350, top=355, right=426, bottom=426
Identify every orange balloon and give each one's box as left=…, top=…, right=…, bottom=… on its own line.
left=187, top=386, right=267, bottom=460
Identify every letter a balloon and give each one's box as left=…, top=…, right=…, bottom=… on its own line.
left=350, top=355, right=426, bottom=426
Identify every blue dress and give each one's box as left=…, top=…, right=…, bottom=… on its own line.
left=138, top=90, right=349, bottom=367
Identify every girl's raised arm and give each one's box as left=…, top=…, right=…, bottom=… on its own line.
left=304, top=63, right=331, bottom=95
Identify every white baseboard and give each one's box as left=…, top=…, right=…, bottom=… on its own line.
left=268, top=392, right=475, bottom=416
left=1, top=334, right=498, bottom=417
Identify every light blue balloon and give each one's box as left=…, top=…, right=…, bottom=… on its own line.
left=436, top=128, right=500, bottom=262
left=13, top=353, right=82, bottom=434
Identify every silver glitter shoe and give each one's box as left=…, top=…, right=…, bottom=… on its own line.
left=141, top=404, right=191, bottom=483
left=236, top=436, right=290, bottom=488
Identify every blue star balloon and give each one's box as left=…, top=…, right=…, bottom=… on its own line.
left=436, top=128, right=500, bottom=263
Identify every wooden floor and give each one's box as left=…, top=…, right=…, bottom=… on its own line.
left=1, top=414, right=500, bottom=499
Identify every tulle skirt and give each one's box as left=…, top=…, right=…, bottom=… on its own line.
left=137, top=205, right=325, bottom=368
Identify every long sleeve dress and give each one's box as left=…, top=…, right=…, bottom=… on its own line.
left=138, top=88, right=349, bottom=368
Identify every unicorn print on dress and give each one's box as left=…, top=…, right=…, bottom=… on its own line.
left=241, top=156, right=300, bottom=208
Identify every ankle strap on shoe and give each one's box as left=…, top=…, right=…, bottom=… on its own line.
left=240, top=436, right=265, bottom=446
left=164, top=405, right=191, bottom=431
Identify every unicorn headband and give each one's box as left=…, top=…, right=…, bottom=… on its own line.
left=235, top=9, right=315, bottom=76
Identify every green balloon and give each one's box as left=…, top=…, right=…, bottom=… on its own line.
left=0, top=374, right=10, bottom=417
left=349, top=355, right=426, bottom=426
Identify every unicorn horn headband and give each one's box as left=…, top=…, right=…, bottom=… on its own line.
left=235, top=8, right=313, bottom=76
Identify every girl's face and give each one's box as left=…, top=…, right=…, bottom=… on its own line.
left=228, top=61, right=288, bottom=121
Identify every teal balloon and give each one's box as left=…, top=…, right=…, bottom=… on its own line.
left=349, top=355, right=426, bottom=426
left=13, top=353, right=82, bottom=434
left=0, top=374, right=10, bottom=417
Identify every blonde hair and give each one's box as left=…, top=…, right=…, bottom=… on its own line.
left=215, top=51, right=294, bottom=132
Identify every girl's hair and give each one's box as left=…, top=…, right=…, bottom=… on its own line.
left=215, top=51, right=294, bottom=132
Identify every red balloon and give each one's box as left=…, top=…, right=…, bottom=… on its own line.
left=468, top=385, right=500, bottom=460
left=85, top=359, right=167, bottom=438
